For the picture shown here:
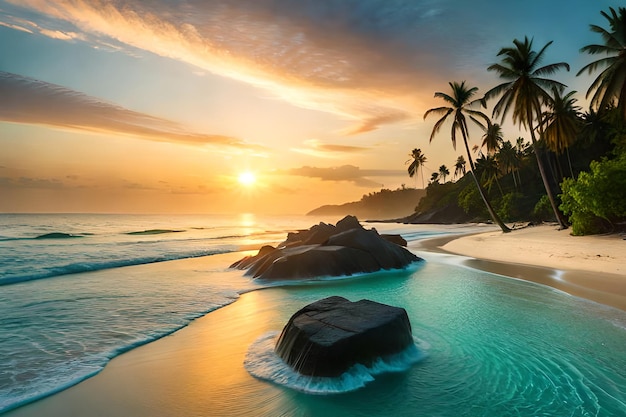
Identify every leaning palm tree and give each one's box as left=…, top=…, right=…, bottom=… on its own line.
left=484, top=36, right=570, bottom=228
left=454, top=155, right=467, bottom=179
left=539, top=88, right=582, bottom=178
left=577, top=6, right=626, bottom=120
left=438, top=165, right=450, bottom=183
left=481, top=122, right=504, bottom=155
left=406, top=148, right=427, bottom=188
left=424, top=81, right=510, bottom=232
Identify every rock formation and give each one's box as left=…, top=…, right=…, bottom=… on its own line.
left=274, top=296, right=414, bottom=377
left=230, top=215, right=421, bottom=280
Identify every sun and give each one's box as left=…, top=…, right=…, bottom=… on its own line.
left=238, top=171, right=257, bottom=186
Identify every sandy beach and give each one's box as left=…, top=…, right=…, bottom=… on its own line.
left=417, top=224, right=626, bottom=311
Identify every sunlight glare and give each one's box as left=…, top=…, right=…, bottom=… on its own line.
left=238, top=171, right=257, bottom=186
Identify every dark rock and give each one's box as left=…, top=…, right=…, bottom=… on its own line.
left=275, top=296, right=413, bottom=377
left=325, top=228, right=415, bottom=270
left=258, top=246, right=381, bottom=279
left=335, top=215, right=363, bottom=232
left=230, top=216, right=422, bottom=281
left=230, top=245, right=276, bottom=269
left=381, top=234, right=408, bottom=246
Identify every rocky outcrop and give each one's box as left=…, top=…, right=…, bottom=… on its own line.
left=230, top=216, right=421, bottom=280
left=274, top=296, right=414, bottom=377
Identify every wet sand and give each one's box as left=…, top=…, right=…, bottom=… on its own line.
left=5, top=288, right=297, bottom=417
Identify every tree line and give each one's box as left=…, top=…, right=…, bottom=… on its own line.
left=407, top=6, right=626, bottom=235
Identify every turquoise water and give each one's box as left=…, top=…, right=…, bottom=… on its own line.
left=240, top=253, right=626, bottom=416
left=1, top=214, right=624, bottom=416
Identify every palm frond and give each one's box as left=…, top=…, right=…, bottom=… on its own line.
left=533, top=62, right=570, bottom=77
left=428, top=111, right=453, bottom=142
left=423, top=106, right=452, bottom=119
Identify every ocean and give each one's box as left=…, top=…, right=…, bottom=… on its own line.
left=1, top=213, right=625, bottom=416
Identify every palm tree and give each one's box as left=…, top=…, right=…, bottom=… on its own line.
left=475, top=154, right=503, bottom=196
left=484, top=36, right=570, bottom=229
left=515, top=137, right=531, bottom=188
left=481, top=122, right=504, bottom=155
left=580, top=108, right=609, bottom=146
left=430, top=172, right=440, bottom=184
left=424, top=81, right=511, bottom=232
left=515, top=137, right=530, bottom=155
left=454, top=155, right=467, bottom=179
left=406, top=148, right=427, bottom=188
left=438, top=165, right=450, bottom=182
left=497, top=140, right=522, bottom=189
left=577, top=6, right=626, bottom=120
left=539, top=88, right=582, bottom=177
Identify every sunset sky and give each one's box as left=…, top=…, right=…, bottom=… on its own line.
left=0, top=0, right=617, bottom=214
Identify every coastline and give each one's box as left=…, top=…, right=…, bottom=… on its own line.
left=414, top=224, right=626, bottom=311
left=4, top=223, right=626, bottom=416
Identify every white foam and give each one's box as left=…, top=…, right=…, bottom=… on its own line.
left=244, top=332, right=427, bottom=395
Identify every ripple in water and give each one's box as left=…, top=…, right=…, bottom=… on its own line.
left=244, top=331, right=428, bottom=394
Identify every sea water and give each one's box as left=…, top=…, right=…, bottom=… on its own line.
left=0, top=214, right=625, bottom=416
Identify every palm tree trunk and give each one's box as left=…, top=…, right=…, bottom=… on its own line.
left=496, top=177, right=504, bottom=197
left=462, top=135, right=511, bottom=233
left=528, top=120, right=568, bottom=229
left=566, top=148, right=574, bottom=178
left=511, top=169, right=518, bottom=189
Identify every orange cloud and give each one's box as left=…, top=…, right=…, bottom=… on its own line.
left=38, top=28, right=82, bottom=40
left=6, top=0, right=451, bottom=133
left=0, top=71, right=261, bottom=149
left=286, top=165, right=403, bottom=187
left=291, top=139, right=371, bottom=158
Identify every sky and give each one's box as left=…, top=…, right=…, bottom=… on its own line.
left=0, top=0, right=618, bottom=214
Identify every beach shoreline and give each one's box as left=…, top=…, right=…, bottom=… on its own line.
left=3, top=222, right=626, bottom=416
left=413, top=224, right=626, bottom=311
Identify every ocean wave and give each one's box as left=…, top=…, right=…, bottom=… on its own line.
left=244, top=332, right=427, bottom=394
left=0, top=233, right=91, bottom=241
left=0, top=248, right=234, bottom=286
left=35, top=232, right=83, bottom=239
left=125, top=229, right=185, bottom=235
left=0, top=295, right=240, bottom=414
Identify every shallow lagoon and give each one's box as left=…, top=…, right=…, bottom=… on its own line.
left=234, top=252, right=626, bottom=416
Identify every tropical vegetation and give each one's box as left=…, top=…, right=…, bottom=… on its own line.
left=424, top=81, right=511, bottom=232
left=409, top=6, right=626, bottom=235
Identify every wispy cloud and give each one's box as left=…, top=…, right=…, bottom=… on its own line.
left=0, top=20, right=33, bottom=33
left=38, top=28, right=82, bottom=40
left=4, top=0, right=474, bottom=133
left=0, top=176, right=65, bottom=190
left=291, top=139, right=371, bottom=158
left=0, top=10, right=85, bottom=40
left=0, top=71, right=260, bottom=149
left=287, top=165, right=402, bottom=187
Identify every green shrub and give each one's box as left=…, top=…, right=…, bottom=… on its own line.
left=560, top=155, right=626, bottom=235
left=497, top=192, right=523, bottom=222
left=532, top=195, right=555, bottom=222
left=458, top=184, right=483, bottom=215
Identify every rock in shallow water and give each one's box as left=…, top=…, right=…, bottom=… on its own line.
left=230, top=215, right=421, bottom=280
left=274, top=296, right=414, bottom=377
